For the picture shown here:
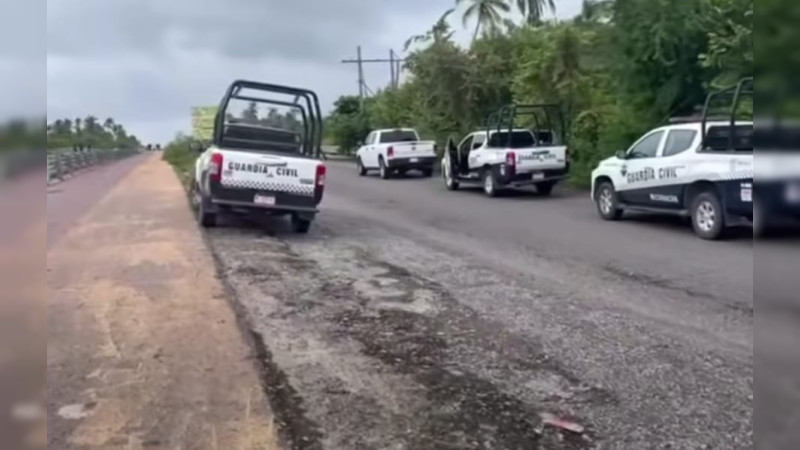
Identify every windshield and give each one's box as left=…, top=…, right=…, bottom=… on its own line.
left=487, top=131, right=536, bottom=148
left=380, top=130, right=418, bottom=143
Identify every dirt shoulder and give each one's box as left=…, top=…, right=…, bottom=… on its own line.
left=47, top=154, right=280, bottom=449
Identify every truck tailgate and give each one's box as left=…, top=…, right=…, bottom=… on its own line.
left=512, top=145, right=568, bottom=172
left=389, top=141, right=437, bottom=159
left=219, top=150, right=319, bottom=196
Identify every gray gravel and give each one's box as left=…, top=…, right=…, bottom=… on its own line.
left=204, top=162, right=768, bottom=449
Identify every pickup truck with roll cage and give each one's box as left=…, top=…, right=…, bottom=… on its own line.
left=591, top=77, right=754, bottom=240
left=442, top=104, right=570, bottom=197
left=191, top=80, right=327, bottom=233
left=355, top=128, right=437, bottom=179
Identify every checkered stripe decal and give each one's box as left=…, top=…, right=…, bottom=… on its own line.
left=222, top=178, right=315, bottom=196
left=711, top=170, right=753, bottom=181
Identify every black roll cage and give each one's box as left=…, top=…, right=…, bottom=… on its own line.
left=213, top=80, right=324, bottom=158
left=485, top=103, right=566, bottom=148
left=700, top=77, right=753, bottom=151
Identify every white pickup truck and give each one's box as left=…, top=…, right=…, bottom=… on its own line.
left=355, top=128, right=437, bottom=179
left=442, top=128, right=569, bottom=196
left=191, top=80, right=326, bottom=233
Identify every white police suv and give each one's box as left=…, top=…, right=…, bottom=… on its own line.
left=591, top=120, right=753, bottom=240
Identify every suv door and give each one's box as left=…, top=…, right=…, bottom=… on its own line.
left=660, top=128, right=699, bottom=209
left=617, top=130, right=666, bottom=206
left=457, top=134, right=474, bottom=174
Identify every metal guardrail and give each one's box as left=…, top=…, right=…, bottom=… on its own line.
left=45, top=148, right=140, bottom=185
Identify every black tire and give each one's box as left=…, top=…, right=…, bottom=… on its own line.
left=482, top=169, right=499, bottom=197
left=291, top=215, right=312, bottom=234
left=379, top=158, right=391, bottom=180
left=197, top=196, right=217, bottom=228
left=421, top=168, right=434, bottom=178
left=690, top=191, right=726, bottom=240
left=594, top=181, right=623, bottom=221
left=536, top=181, right=556, bottom=196
left=357, top=157, right=367, bottom=177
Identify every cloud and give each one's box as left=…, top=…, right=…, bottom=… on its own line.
left=42, top=0, right=584, bottom=143
left=1, top=0, right=45, bottom=119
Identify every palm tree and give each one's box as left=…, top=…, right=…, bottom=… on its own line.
left=456, top=0, right=511, bottom=42
left=516, top=0, right=556, bottom=25
left=405, top=8, right=456, bottom=50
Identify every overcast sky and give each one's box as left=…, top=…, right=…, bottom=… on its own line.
left=36, top=0, right=580, bottom=144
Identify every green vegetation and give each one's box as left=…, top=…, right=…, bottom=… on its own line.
left=0, top=119, right=46, bottom=153
left=46, top=116, right=141, bottom=150
left=162, top=133, right=197, bottom=185
left=325, top=0, right=753, bottom=186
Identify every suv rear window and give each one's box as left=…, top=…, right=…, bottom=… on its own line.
left=380, top=131, right=418, bottom=143
left=488, top=131, right=536, bottom=149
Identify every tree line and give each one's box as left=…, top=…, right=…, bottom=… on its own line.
left=325, top=0, right=753, bottom=185
left=0, top=119, right=47, bottom=153
left=46, top=116, right=142, bottom=150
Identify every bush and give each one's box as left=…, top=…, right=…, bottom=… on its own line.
left=162, top=135, right=197, bottom=185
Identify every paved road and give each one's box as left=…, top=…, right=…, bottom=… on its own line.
left=204, top=161, right=782, bottom=449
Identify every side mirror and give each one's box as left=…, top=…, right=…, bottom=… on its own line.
left=615, top=150, right=627, bottom=160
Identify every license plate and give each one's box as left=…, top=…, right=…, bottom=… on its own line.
left=740, top=188, right=752, bottom=203
left=254, top=194, right=276, bottom=206
left=410, top=158, right=419, bottom=163
left=532, top=172, right=545, bottom=181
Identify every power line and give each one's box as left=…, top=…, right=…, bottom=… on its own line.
left=341, top=46, right=407, bottom=110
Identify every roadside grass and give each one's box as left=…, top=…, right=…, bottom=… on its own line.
left=162, top=141, right=196, bottom=187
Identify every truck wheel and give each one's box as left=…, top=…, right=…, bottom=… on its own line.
left=595, top=181, right=622, bottom=220
left=482, top=169, right=498, bottom=197
left=536, top=181, right=556, bottom=196
left=191, top=181, right=217, bottom=228
left=197, top=195, right=217, bottom=228
left=357, top=157, right=367, bottom=177
left=379, top=158, right=391, bottom=180
left=291, top=215, right=312, bottom=234
left=691, top=191, right=725, bottom=240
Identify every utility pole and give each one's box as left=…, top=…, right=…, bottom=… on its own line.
left=342, top=46, right=407, bottom=109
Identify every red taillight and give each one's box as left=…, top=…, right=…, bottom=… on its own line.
left=315, top=164, right=326, bottom=188
left=387, top=146, right=394, bottom=158
left=209, top=152, right=224, bottom=182
left=506, top=151, right=516, bottom=166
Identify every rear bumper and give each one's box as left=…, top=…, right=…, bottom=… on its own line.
left=207, top=181, right=321, bottom=215
left=386, top=156, right=437, bottom=170
left=499, top=165, right=570, bottom=186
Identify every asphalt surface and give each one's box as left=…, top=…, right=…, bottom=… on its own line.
left=204, top=161, right=779, bottom=449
